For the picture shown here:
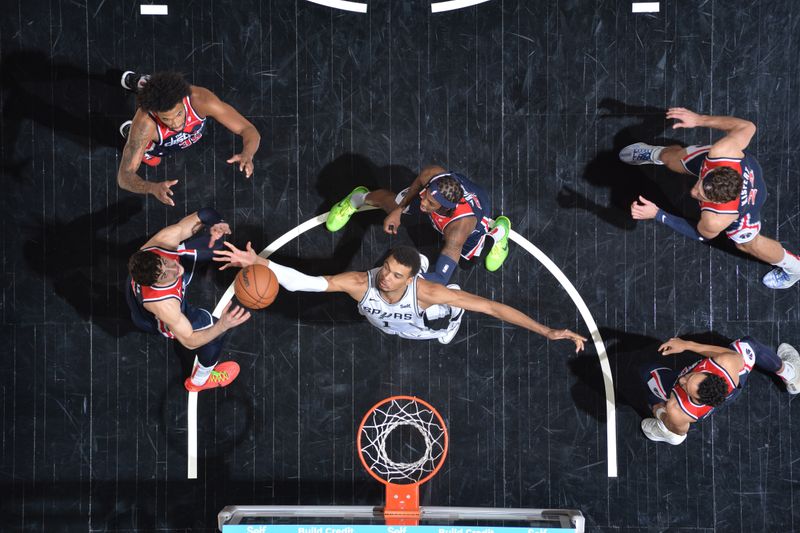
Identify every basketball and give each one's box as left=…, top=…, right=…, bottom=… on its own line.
left=234, top=264, right=279, bottom=309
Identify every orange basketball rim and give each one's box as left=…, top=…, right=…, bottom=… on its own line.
left=357, top=395, right=449, bottom=525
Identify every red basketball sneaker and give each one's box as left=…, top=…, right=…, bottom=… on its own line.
left=184, top=361, right=240, bottom=392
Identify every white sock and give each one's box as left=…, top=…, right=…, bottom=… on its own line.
left=778, top=362, right=797, bottom=382
left=771, top=249, right=800, bottom=275
left=491, top=224, right=507, bottom=241
left=191, top=360, right=216, bottom=386
left=349, top=191, right=368, bottom=208
left=650, top=146, right=665, bottom=164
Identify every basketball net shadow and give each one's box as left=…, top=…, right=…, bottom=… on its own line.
left=187, top=206, right=616, bottom=479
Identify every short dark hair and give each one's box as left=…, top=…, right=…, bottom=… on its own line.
left=388, top=246, right=421, bottom=277
left=136, top=71, right=192, bottom=113
left=702, top=167, right=742, bottom=203
left=128, top=250, right=163, bottom=286
left=430, top=175, right=463, bottom=208
left=697, top=373, right=729, bottom=407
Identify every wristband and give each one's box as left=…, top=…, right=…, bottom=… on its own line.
left=421, top=254, right=457, bottom=285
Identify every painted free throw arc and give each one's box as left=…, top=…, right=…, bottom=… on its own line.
left=189, top=205, right=616, bottom=479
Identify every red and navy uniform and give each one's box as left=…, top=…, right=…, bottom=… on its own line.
left=681, top=145, right=766, bottom=243
left=141, top=95, right=207, bottom=167
left=419, top=172, right=493, bottom=259
left=126, top=246, right=201, bottom=338
left=643, top=338, right=769, bottom=422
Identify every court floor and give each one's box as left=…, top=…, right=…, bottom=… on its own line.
left=3, top=1, right=800, bottom=531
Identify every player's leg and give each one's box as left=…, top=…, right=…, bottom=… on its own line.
left=736, top=336, right=800, bottom=394
left=638, top=363, right=687, bottom=444
left=619, top=143, right=697, bottom=175
left=326, top=186, right=394, bottom=231
left=736, top=234, right=800, bottom=289
left=178, top=306, right=240, bottom=392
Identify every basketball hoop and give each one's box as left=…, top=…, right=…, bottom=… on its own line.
left=357, top=396, right=449, bottom=525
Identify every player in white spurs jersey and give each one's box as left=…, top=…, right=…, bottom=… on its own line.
left=214, top=244, right=587, bottom=350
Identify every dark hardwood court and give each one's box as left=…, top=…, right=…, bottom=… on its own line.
left=3, top=1, right=800, bottom=531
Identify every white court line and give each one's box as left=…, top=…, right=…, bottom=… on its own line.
left=631, top=2, right=659, bottom=13
left=190, top=204, right=617, bottom=478
left=509, top=230, right=616, bottom=478
left=304, top=0, right=368, bottom=13
left=140, top=4, right=168, bottom=15
left=187, top=391, right=198, bottom=478
left=431, top=0, right=492, bottom=13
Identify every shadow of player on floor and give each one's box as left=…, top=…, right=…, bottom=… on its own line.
left=568, top=327, right=736, bottom=421
left=22, top=198, right=144, bottom=337
left=559, top=98, right=761, bottom=264
left=0, top=49, right=130, bottom=181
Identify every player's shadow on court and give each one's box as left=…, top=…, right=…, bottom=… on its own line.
left=558, top=98, right=685, bottom=231
left=313, top=153, right=442, bottom=265
left=21, top=198, right=144, bottom=337
left=568, top=328, right=734, bottom=420
left=0, top=49, right=130, bottom=181
left=559, top=98, right=763, bottom=263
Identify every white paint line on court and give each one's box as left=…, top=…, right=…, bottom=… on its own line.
left=431, top=0, right=492, bottom=13
left=193, top=205, right=617, bottom=479
left=305, top=0, right=368, bottom=13
left=632, top=2, right=659, bottom=13
left=140, top=4, right=168, bottom=15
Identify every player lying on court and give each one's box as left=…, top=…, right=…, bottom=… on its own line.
left=640, top=336, right=800, bottom=445
left=325, top=166, right=511, bottom=285
left=214, top=242, right=586, bottom=351
left=126, top=208, right=251, bottom=392
left=620, top=107, right=800, bottom=289
left=117, top=70, right=261, bottom=206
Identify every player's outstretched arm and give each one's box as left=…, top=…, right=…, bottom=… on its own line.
left=667, top=107, right=755, bottom=157
left=193, top=87, right=261, bottom=177
left=142, top=210, right=230, bottom=250
left=422, top=218, right=472, bottom=285
left=117, top=112, right=179, bottom=206
left=383, top=165, right=447, bottom=234
left=659, top=337, right=737, bottom=358
left=147, top=300, right=250, bottom=350
left=213, top=241, right=366, bottom=300
left=417, top=281, right=587, bottom=352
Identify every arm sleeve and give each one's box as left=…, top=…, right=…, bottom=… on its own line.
left=421, top=254, right=457, bottom=285
left=266, top=261, right=329, bottom=292
left=656, top=209, right=707, bottom=242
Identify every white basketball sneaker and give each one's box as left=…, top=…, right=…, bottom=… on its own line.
left=437, top=284, right=464, bottom=345
left=619, top=143, right=665, bottom=165
left=641, top=418, right=686, bottom=445
left=777, top=343, right=800, bottom=394
left=762, top=267, right=800, bottom=289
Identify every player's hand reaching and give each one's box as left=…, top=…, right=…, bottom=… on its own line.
left=383, top=209, right=403, bottom=235
left=214, top=241, right=260, bottom=270
left=218, top=301, right=251, bottom=331
left=149, top=179, right=179, bottom=206
left=658, top=337, right=689, bottom=356
left=547, top=328, right=588, bottom=353
left=631, top=195, right=659, bottom=220
left=227, top=153, right=255, bottom=178
left=667, top=107, right=703, bottom=129
left=208, top=222, right=232, bottom=248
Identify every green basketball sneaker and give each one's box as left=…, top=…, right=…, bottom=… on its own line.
left=326, top=186, right=370, bottom=232
left=484, top=216, right=511, bottom=272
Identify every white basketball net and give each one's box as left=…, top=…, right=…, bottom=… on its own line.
left=360, top=398, right=447, bottom=484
